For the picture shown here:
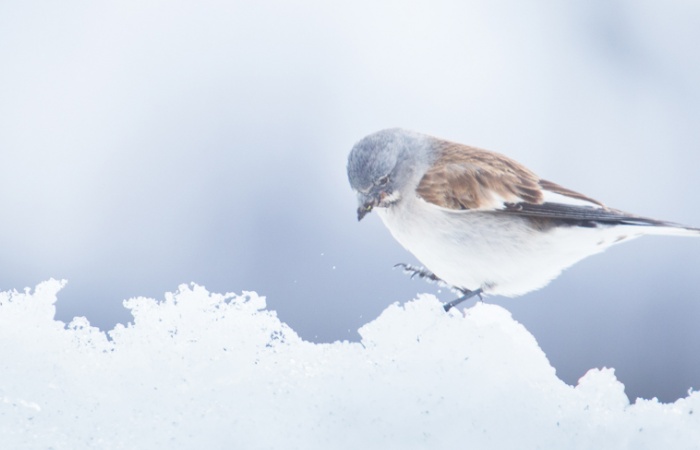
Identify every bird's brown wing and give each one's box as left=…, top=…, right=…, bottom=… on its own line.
left=415, top=138, right=696, bottom=230
left=415, top=141, right=544, bottom=210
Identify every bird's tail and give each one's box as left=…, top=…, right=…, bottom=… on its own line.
left=609, top=210, right=700, bottom=237
left=638, top=223, right=700, bottom=237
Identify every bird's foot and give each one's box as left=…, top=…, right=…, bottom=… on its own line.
left=394, top=263, right=443, bottom=284
left=394, top=263, right=483, bottom=311
left=443, top=288, right=483, bottom=312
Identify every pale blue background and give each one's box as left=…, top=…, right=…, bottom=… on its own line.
left=1, top=0, right=699, bottom=402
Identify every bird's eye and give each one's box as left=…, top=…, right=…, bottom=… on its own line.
left=377, top=175, right=389, bottom=186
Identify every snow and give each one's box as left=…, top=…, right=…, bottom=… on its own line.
left=1, top=280, right=698, bottom=449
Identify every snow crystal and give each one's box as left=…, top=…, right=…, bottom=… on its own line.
left=0, top=281, right=698, bottom=449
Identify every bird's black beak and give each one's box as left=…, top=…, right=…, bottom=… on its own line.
left=357, top=203, right=373, bottom=221
left=357, top=193, right=381, bottom=221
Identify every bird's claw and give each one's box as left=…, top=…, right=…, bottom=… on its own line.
left=394, top=263, right=442, bottom=283
left=394, top=263, right=483, bottom=312
left=443, top=288, right=484, bottom=312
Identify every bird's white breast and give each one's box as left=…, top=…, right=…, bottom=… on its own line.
left=376, top=195, right=639, bottom=297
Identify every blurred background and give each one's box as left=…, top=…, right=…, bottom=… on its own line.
left=1, top=0, right=699, bottom=402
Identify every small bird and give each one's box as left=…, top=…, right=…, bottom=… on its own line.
left=347, top=128, right=700, bottom=310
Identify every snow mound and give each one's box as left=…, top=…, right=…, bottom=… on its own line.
left=1, top=280, right=698, bottom=449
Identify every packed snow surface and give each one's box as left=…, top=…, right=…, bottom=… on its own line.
left=1, top=280, right=698, bottom=449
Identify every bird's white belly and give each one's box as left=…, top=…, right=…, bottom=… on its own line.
left=377, top=198, right=635, bottom=297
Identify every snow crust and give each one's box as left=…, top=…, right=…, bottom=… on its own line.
left=1, top=280, right=698, bottom=449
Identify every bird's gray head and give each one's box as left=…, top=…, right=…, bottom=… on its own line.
left=347, top=128, right=433, bottom=221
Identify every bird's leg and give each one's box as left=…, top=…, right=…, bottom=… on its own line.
left=394, top=263, right=443, bottom=283
left=394, top=263, right=483, bottom=312
left=443, top=288, right=483, bottom=312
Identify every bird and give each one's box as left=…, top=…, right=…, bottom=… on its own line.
left=346, top=128, right=700, bottom=310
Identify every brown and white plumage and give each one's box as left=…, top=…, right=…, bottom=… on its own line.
left=416, top=140, right=696, bottom=232
left=416, top=141, right=545, bottom=210
left=347, top=128, right=700, bottom=298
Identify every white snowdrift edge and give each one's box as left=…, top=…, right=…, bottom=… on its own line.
left=0, top=280, right=698, bottom=449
